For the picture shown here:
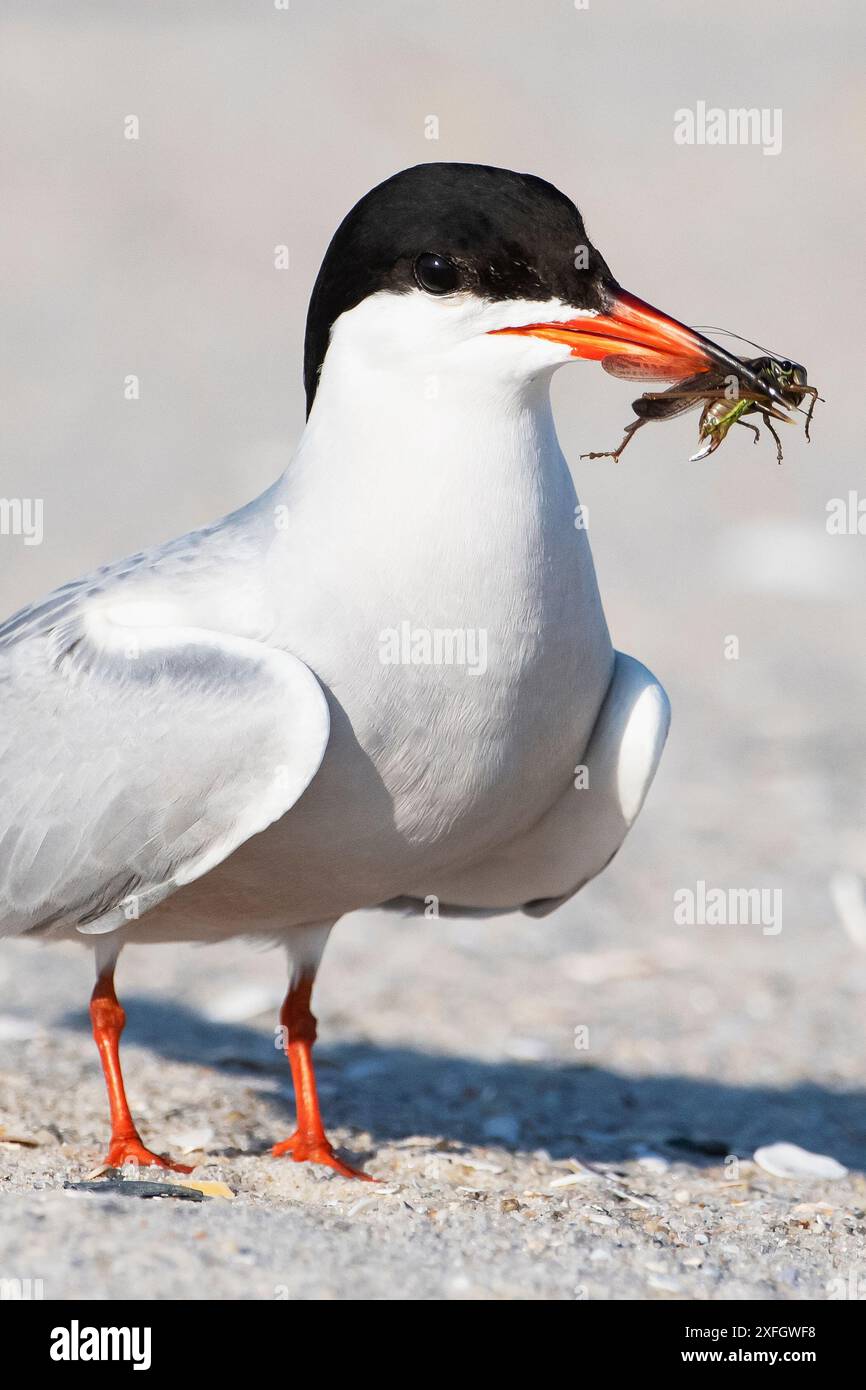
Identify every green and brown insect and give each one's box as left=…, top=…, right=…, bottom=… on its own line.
left=582, top=343, right=821, bottom=465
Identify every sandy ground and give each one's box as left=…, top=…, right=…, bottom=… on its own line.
left=2, top=800, right=866, bottom=1303
left=1, top=1, right=865, bottom=1302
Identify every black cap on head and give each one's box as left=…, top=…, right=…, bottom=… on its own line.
left=303, top=162, right=613, bottom=414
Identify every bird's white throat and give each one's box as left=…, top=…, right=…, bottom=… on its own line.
left=272, top=288, right=591, bottom=621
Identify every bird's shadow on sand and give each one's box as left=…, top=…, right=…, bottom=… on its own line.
left=62, top=997, right=866, bottom=1172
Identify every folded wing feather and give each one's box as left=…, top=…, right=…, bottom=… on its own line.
left=0, top=604, right=329, bottom=937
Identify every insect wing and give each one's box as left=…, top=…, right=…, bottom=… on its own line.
left=632, top=392, right=707, bottom=422
left=631, top=371, right=726, bottom=422
left=601, top=352, right=717, bottom=383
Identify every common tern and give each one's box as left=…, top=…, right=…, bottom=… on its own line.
left=1, top=163, right=767, bottom=1177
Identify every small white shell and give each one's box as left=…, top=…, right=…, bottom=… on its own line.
left=754, top=1142, right=848, bottom=1180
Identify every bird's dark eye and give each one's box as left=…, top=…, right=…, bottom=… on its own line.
left=413, top=252, right=462, bottom=295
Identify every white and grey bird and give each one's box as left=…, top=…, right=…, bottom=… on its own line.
left=0, top=163, right=773, bottom=1177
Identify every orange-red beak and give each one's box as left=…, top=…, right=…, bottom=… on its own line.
left=490, top=287, right=787, bottom=405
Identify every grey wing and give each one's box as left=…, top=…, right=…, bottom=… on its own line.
left=0, top=609, right=330, bottom=937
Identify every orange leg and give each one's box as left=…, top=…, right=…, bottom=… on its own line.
left=89, top=970, right=192, bottom=1173
left=272, top=976, right=372, bottom=1180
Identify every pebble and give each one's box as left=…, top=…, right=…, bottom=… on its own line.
left=636, top=1154, right=669, bottom=1174
left=440, top=1154, right=505, bottom=1175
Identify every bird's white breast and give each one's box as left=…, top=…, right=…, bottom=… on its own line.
left=257, top=353, right=613, bottom=899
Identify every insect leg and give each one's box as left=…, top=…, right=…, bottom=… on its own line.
left=761, top=413, right=784, bottom=464
left=581, top=417, right=646, bottom=463
left=737, top=420, right=761, bottom=446
left=801, top=386, right=820, bottom=442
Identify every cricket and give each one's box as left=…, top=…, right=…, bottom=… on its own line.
left=582, top=342, right=822, bottom=465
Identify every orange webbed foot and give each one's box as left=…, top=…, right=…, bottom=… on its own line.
left=105, top=1138, right=194, bottom=1174
left=271, top=1129, right=300, bottom=1157
left=272, top=1132, right=374, bottom=1180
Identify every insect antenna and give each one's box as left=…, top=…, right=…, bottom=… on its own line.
left=691, top=325, right=781, bottom=356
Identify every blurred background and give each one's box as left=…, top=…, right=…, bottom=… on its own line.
left=1, top=0, right=864, bottom=1299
